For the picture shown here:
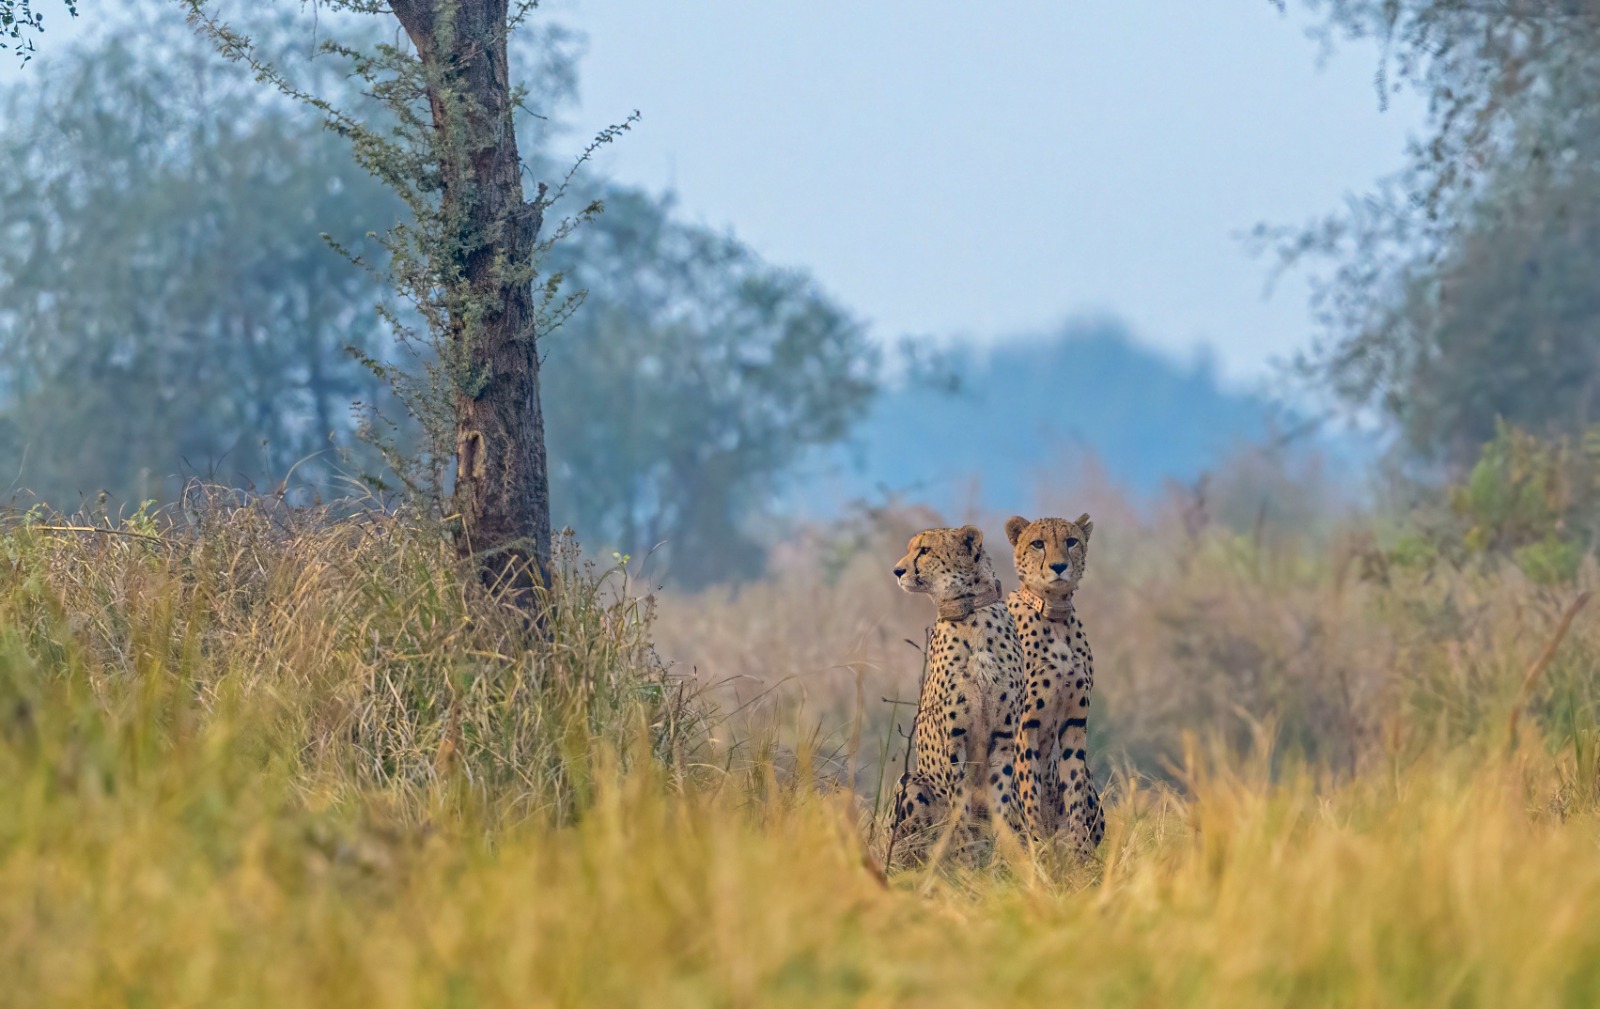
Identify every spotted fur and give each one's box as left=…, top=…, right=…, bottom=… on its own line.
left=888, top=526, right=1029, bottom=848
left=1004, top=513, right=1105, bottom=855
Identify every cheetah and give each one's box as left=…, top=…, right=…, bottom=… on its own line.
left=1005, top=513, right=1106, bottom=854
left=888, top=525, right=1030, bottom=849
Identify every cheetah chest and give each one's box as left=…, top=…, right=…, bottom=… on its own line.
left=1011, top=609, right=1091, bottom=715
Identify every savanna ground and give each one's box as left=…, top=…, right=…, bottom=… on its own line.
left=4, top=478, right=1600, bottom=1008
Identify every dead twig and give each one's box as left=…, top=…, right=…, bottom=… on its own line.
left=1508, top=591, right=1593, bottom=750
left=884, top=626, right=933, bottom=873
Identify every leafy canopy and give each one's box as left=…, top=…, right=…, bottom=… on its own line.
left=1272, top=0, right=1600, bottom=468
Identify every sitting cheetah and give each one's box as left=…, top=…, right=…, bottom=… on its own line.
left=889, top=525, right=1030, bottom=848
left=1005, top=513, right=1106, bottom=854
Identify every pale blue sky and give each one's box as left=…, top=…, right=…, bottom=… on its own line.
left=550, top=0, right=1425, bottom=385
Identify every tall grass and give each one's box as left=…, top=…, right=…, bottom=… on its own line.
left=0, top=491, right=698, bottom=830
left=4, top=492, right=1600, bottom=1006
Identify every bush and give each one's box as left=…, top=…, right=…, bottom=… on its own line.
left=1371, top=422, right=1600, bottom=585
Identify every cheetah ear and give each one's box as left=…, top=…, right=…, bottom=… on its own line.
left=958, top=524, right=983, bottom=554
left=1005, top=515, right=1029, bottom=547
left=1075, top=513, right=1093, bottom=541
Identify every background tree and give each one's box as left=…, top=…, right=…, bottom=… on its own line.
left=185, top=0, right=599, bottom=609
left=543, top=189, right=877, bottom=588
left=1273, top=0, right=1600, bottom=470
left=0, top=15, right=398, bottom=506
left=386, top=0, right=557, bottom=604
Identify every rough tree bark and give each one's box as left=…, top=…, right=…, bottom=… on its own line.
left=390, top=0, right=553, bottom=612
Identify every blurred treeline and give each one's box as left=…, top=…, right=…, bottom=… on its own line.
left=3, top=2, right=1600, bottom=586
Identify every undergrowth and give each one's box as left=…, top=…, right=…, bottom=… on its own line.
left=4, top=493, right=1600, bottom=1006
left=0, top=490, right=701, bottom=831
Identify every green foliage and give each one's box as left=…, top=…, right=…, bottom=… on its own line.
left=1376, top=422, right=1599, bottom=584
left=1454, top=422, right=1570, bottom=554
left=1452, top=422, right=1600, bottom=554
left=1512, top=537, right=1584, bottom=588
left=1385, top=532, right=1440, bottom=572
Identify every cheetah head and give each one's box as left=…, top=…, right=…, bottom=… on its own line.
left=892, top=525, right=1000, bottom=602
left=1005, top=513, right=1092, bottom=599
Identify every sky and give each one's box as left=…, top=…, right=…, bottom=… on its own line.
left=4, top=1, right=1427, bottom=388
left=546, top=0, right=1426, bottom=386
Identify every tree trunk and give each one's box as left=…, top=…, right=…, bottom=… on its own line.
left=390, top=0, right=553, bottom=612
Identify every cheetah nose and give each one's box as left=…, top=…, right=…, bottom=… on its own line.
left=1050, top=562, right=1068, bottom=574
left=893, top=566, right=907, bottom=578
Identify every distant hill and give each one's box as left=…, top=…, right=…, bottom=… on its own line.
left=789, top=319, right=1327, bottom=517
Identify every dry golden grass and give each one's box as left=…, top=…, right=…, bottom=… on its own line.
left=654, top=496, right=1600, bottom=790
left=3, top=493, right=1600, bottom=1006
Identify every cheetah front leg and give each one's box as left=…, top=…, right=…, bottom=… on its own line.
left=982, top=723, right=1028, bottom=838
left=889, top=699, right=971, bottom=859
left=890, top=771, right=946, bottom=837
left=1053, top=714, right=1103, bottom=853
left=1016, top=690, right=1058, bottom=838
left=889, top=769, right=965, bottom=863
left=984, top=639, right=1033, bottom=840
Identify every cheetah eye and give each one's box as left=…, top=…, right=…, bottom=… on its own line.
left=917, top=547, right=929, bottom=558
left=1066, top=537, right=1080, bottom=548
left=1030, top=540, right=1044, bottom=550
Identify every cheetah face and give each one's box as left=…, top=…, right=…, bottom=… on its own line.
left=1005, top=513, right=1092, bottom=598
left=892, top=525, right=996, bottom=601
